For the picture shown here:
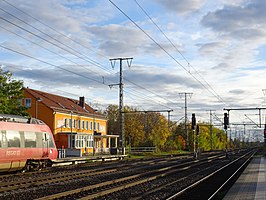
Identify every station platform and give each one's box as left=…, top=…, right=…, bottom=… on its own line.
left=223, top=156, right=266, bottom=200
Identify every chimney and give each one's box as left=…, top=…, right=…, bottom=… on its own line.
left=79, top=96, right=85, bottom=108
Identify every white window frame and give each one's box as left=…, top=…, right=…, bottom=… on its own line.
left=77, top=120, right=80, bottom=129
left=24, top=98, right=32, bottom=107
left=82, top=120, right=85, bottom=130
left=90, top=122, right=92, bottom=130
left=86, top=121, right=88, bottom=130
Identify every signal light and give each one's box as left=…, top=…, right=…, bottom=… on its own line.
left=224, top=113, right=229, bottom=130
left=264, top=124, right=266, bottom=143
left=192, top=113, right=196, bottom=130
left=196, top=125, right=199, bottom=135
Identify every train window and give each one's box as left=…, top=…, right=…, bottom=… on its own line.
left=24, top=131, right=36, bottom=148
left=1, top=131, right=7, bottom=148
left=46, top=133, right=55, bottom=148
left=19, top=131, right=25, bottom=148
left=36, top=132, right=43, bottom=148
left=6, top=130, right=20, bottom=147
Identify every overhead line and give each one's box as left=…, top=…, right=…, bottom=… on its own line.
left=133, top=0, right=227, bottom=105
left=109, top=0, right=228, bottom=107
left=0, top=24, right=112, bottom=84
left=0, top=44, right=104, bottom=84
left=2, top=0, right=110, bottom=61
left=0, top=7, right=110, bottom=73
left=0, top=4, right=176, bottom=111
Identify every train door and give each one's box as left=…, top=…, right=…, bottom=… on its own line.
left=42, top=133, right=49, bottom=157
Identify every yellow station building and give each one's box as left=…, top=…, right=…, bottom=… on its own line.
left=23, top=88, right=118, bottom=157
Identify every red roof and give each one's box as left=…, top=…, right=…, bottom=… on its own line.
left=24, top=88, right=102, bottom=117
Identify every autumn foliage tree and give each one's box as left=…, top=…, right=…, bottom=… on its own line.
left=104, top=105, right=171, bottom=150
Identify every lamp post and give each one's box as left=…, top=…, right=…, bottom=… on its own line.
left=35, top=98, right=42, bottom=119
left=93, top=109, right=98, bottom=156
left=93, top=109, right=98, bottom=133
left=70, top=111, right=73, bottom=149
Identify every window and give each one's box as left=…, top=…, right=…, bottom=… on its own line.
left=82, top=121, right=85, bottom=129
left=94, top=122, right=96, bottom=131
left=74, top=134, right=93, bottom=148
left=24, top=98, right=32, bottom=107
left=75, top=135, right=84, bottom=148
left=1, top=131, right=7, bottom=148
left=69, top=118, right=72, bottom=128
left=90, top=122, right=92, bottom=130
left=17, top=99, right=22, bottom=106
left=97, top=123, right=100, bottom=131
left=73, top=119, right=76, bottom=128
left=36, top=132, right=43, bottom=148
left=86, top=121, right=88, bottom=130
left=77, top=120, right=80, bottom=129
left=24, top=131, right=36, bottom=147
left=6, top=130, right=21, bottom=147
left=64, top=118, right=67, bottom=128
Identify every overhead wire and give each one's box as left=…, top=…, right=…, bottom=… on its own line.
left=0, top=1, right=176, bottom=111
left=0, top=44, right=104, bottom=84
left=2, top=0, right=110, bottom=61
left=109, top=0, right=227, bottom=107
left=110, top=0, right=252, bottom=123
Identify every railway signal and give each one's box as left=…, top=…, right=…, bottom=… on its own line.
left=224, top=113, right=229, bottom=130
left=192, top=113, right=196, bottom=130
left=264, top=124, right=266, bottom=145
left=196, top=124, right=200, bottom=135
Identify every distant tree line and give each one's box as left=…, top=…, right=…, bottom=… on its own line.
left=104, top=104, right=231, bottom=152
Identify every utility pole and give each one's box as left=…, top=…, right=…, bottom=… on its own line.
left=179, top=92, right=192, bottom=151
left=109, top=57, right=133, bottom=155
left=208, top=110, right=215, bottom=150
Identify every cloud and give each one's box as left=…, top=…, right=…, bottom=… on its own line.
left=229, top=89, right=245, bottom=95
left=155, top=0, right=206, bottom=15
left=87, top=24, right=173, bottom=57
left=201, top=0, right=266, bottom=40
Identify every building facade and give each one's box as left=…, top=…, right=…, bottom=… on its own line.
left=23, top=88, right=118, bottom=156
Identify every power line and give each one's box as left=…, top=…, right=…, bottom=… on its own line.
left=0, top=44, right=105, bottom=84
left=134, top=0, right=226, bottom=104
left=109, top=0, right=228, bottom=106
left=0, top=5, right=176, bottom=112
left=2, top=0, right=110, bottom=61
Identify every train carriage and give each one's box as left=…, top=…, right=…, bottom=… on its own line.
left=0, top=114, right=58, bottom=172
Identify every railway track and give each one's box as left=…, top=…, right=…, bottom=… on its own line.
left=168, top=149, right=257, bottom=200
left=0, top=149, right=249, bottom=200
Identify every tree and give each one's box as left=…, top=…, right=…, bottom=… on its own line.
left=0, top=68, right=28, bottom=116
left=104, top=104, right=119, bottom=135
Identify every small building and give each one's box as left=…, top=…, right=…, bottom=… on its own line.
left=23, top=88, right=118, bottom=157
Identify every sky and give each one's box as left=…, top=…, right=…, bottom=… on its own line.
left=0, top=0, right=266, bottom=139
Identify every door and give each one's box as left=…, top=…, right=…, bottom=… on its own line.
left=42, top=133, right=49, bottom=157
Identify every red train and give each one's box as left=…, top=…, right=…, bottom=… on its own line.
left=0, top=114, right=58, bottom=172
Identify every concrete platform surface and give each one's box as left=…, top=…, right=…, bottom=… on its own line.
left=223, top=156, right=266, bottom=200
